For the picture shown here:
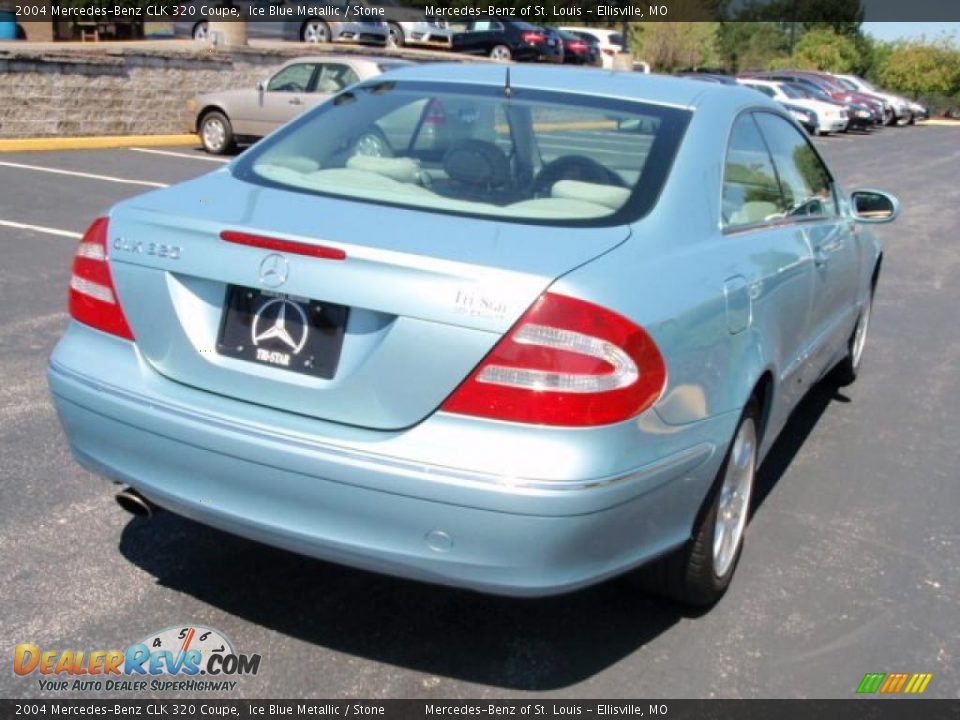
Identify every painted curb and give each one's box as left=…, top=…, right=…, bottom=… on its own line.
left=0, top=135, right=200, bottom=153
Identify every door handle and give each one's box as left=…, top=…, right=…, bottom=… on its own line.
left=288, top=97, right=303, bottom=106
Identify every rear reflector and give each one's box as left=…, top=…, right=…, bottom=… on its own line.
left=441, top=293, right=667, bottom=427
left=221, top=231, right=346, bottom=261
left=68, top=217, right=134, bottom=341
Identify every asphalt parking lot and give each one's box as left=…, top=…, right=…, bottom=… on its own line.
left=1, top=126, right=958, bottom=699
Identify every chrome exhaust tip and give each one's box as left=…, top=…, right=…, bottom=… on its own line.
left=115, top=487, right=155, bottom=519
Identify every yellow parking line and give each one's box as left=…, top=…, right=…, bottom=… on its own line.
left=0, top=135, right=199, bottom=153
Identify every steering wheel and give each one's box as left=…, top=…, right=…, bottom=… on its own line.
left=274, top=82, right=304, bottom=93
left=532, top=155, right=627, bottom=197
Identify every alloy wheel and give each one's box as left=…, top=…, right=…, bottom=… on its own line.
left=202, top=117, right=226, bottom=153
left=713, top=417, right=757, bottom=578
left=303, top=22, right=330, bottom=43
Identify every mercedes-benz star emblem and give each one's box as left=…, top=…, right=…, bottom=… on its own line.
left=258, top=253, right=289, bottom=288
left=251, top=299, right=309, bottom=354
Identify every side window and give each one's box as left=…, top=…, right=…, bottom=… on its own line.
left=722, top=114, right=786, bottom=228
left=267, top=64, right=316, bottom=93
left=748, top=84, right=776, bottom=98
left=314, top=64, right=360, bottom=94
left=754, top=113, right=837, bottom=219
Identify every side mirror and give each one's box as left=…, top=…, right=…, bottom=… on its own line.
left=850, top=188, right=900, bottom=224
left=257, top=79, right=267, bottom=93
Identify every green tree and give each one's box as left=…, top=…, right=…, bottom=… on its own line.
left=636, top=22, right=720, bottom=72
left=717, top=22, right=789, bottom=72
left=791, top=26, right=859, bottom=72
left=876, top=37, right=960, bottom=99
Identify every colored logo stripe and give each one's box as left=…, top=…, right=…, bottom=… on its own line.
left=857, top=673, right=885, bottom=694
left=857, top=672, right=932, bottom=694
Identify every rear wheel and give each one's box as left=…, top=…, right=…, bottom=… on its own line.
left=192, top=21, right=208, bottom=41
left=835, top=289, right=873, bottom=385
left=387, top=23, right=404, bottom=47
left=199, top=111, right=235, bottom=155
left=648, top=401, right=760, bottom=607
left=301, top=20, right=331, bottom=43
left=489, top=44, right=512, bottom=62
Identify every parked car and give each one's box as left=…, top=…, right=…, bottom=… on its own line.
left=558, top=26, right=624, bottom=69
left=385, top=20, right=453, bottom=48
left=834, top=74, right=923, bottom=125
left=738, top=78, right=848, bottom=135
left=175, top=13, right=389, bottom=46
left=187, top=56, right=408, bottom=154
left=451, top=21, right=563, bottom=63
left=747, top=70, right=888, bottom=125
left=50, top=65, right=899, bottom=605
left=779, top=79, right=875, bottom=131
left=781, top=103, right=820, bottom=135
left=551, top=28, right=600, bottom=66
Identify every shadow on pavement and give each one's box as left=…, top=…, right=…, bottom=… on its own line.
left=117, top=375, right=848, bottom=690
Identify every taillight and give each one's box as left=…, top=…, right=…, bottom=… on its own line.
left=521, top=31, right=546, bottom=44
left=423, top=98, right=446, bottom=126
left=602, top=48, right=616, bottom=57
left=568, top=40, right=589, bottom=53
left=68, top=217, right=134, bottom=341
left=441, top=293, right=666, bottom=427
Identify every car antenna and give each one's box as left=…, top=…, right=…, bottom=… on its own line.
left=504, top=66, right=513, bottom=99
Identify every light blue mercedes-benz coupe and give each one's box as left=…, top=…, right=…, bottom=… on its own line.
left=49, top=64, right=899, bottom=605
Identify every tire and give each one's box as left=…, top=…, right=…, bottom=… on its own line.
left=199, top=110, right=235, bottom=155
left=907, top=112, right=916, bottom=126
left=835, top=288, right=874, bottom=386
left=192, top=21, right=208, bottom=41
left=301, top=20, right=331, bottom=44
left=647, top=400, right=760, bottom=607
left=489, top=44, right=512, bottom=62
left=387, top=23, right=404, bottom=48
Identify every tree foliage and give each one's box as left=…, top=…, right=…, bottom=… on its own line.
left=874, top=37, right=960, bottom=99
left=637, top=22, right=720, bottom=72
left=790, top=26, right=860, bottom=73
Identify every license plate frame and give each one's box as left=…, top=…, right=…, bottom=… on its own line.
left=216, top=286, right=348, bottom=380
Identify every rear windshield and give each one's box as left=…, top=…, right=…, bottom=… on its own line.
left=234, top=81, right=690, bottom=227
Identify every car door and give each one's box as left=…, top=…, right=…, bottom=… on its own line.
left=753, top=111, right=860, bottom=380
left=254, top=62, right=320, bottom=135
left=720, top=113, right=816, bottom=418
left=454, top=21, right=501, bottom=54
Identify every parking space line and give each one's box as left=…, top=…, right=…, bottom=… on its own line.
left=0, top=161, right=168, bottom=188
left=0, top=219, right=82, bottom=239
left=130, top=147, right=230, bottom=163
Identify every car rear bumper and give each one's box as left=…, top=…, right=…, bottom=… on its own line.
left=49, top=323, right=732, bottom=597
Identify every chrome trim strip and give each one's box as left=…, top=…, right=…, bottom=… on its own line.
left=50, top=360, right=714, bottom=494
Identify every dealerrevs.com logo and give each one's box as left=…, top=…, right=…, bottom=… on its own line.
left=14, top=625, right=261, bottom=693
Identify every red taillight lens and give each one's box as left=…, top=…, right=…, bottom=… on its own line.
left=568, top=40, right=589, bottom=53
left=68, top=217, right=134, bottom=341
left=441, top=293, right=666, bottom=427
left=423, top=98, right=446, bottom=126
left=602, top=48, right=616, bottom=57
left=522, top=31, right=546, bottom=44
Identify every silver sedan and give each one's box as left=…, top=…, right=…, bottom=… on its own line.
left=187, top=56, right=411, bottom=154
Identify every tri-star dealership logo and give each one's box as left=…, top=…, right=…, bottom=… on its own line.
left=856, top=672, right=933, bottom=695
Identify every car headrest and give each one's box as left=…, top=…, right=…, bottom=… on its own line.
left=443, top=139, right=511, bottom=188
left=551, top=180, right=632, bottom=212
left=347, top=155, right=421, bottom=184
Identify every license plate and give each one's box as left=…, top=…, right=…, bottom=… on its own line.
left=216, top=286, right=348, bottom=380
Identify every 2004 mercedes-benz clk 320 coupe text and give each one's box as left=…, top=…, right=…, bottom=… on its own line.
left=49, top=65, right=900, bottom=605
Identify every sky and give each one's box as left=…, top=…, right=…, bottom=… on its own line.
left=862, top=22, right=960, bottom=42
